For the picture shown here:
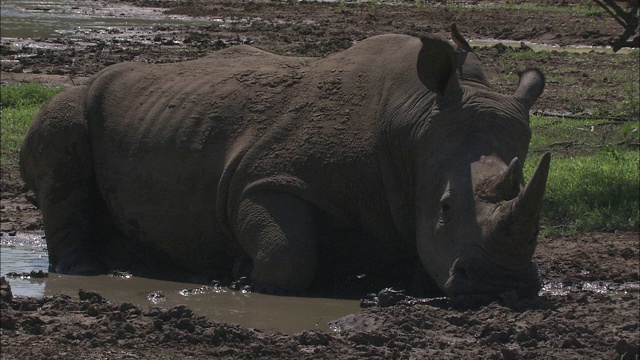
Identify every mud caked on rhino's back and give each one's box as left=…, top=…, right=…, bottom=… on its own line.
left=76, top=44, right=324, bottom=268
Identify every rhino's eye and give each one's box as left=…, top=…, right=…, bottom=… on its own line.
left=439, top=195, right=453, bottom=223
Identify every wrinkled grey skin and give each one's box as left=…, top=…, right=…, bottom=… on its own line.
left=20, top=34, right=549, bottom=297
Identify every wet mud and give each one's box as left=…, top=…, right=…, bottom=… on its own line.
left=1, top=271, right=638, bottom=359
left=1, top=0, right=639, bottom=358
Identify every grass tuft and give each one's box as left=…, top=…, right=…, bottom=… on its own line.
left=526, top=116, right=639, bottom=236
left=1, top=84, right=64, bottom=165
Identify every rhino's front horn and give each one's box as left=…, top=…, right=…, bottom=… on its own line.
left=484, top=153, right=550, bottom=269
left=512, top=152, right=551, bottom=225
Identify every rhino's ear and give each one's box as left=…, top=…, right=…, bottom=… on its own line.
left=417, top=36, right=462, bottom=98
left=513, top=68, right=545, bottom=110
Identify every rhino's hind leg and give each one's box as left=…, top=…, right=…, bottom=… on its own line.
left=20, top=86, right=113, bottom=275
left=235, top=192, right=318, bottom=291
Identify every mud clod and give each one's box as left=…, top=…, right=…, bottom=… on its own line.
left=0, top=277, right=13, bottom=304
left=78, top=289, right=104, bottom=304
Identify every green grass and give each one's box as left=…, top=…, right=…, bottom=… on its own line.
left=525, top=116, right=639, bottom=236
left=0, top=84, right=64, bottom=165
left=528, top=116, right=638, bottom=157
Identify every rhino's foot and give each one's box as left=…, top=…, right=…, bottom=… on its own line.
left=51, top=247, right=107, bottom=276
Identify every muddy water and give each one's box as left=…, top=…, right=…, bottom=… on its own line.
left=0, top=0, right=210, bottom=39
left=4, top=232, right=638, bottom=333
left=1, top=233, right=361, bottom=334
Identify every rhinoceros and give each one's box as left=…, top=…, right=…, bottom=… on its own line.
left=20, top=34, right=549, bottom=297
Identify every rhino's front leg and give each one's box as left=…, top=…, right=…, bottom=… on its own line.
left=235, top=192, right=318, bottom=291
left=39, top=183, right=112, bottom=275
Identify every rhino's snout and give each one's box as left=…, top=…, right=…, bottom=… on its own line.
left=443, top=258, right=473, bottom=295
left=444, top=256, right=541, bottom=298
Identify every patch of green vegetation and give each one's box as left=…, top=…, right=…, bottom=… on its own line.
left=0, top=84, right=64, bottom=166
left=525, top=116, right=639, bottom=236
left=615, top=84, right=640, bottom=119
left=0, top=83, right=62, bottom=108
left=525, top=151, right=639, bottom=236
left=504, top=48, right=548, bottom=62
left=528, top=116, right=638, bottom=156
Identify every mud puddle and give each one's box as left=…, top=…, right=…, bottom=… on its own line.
left=4, top=232, right=639, bottom=334
left=0, top=0, right=212, bottom=39
left=0, top=233, right=360, bottom=334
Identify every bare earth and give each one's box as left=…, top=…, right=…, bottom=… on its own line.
left=1, top=0, right=638, bottom=359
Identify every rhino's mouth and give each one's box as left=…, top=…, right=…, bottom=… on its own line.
left=444, top=256, right=541, bottom=298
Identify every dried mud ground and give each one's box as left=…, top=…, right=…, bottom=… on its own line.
left=1, top=0, right=639, bottom=359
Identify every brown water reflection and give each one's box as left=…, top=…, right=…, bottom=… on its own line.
left=1, top=244, right=360, bottom=334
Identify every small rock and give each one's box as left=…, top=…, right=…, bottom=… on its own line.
left=568, top=292, right=589, bottom=304
left=619, top=247, right=635, bottom=260
left=78, top=289, right=103, bottom=304
left=148, top=291, right=165, bottom=304
left=359, top=293, right=378, bottom=308
left=119, top=302, right=137, bottom=312
left=229, top=277, right=250, bottom=291
left=176, top=318, right=195, bottom=333
left=29, top=270, right=48, bottom=279
left=377, top=288, right=407, bottom=307
left=86, top=304, right=100, bottom=317
left=1, top=314, right=16, bottom=331
left=521, top=339, right=538, bottom=348
left=500, top=347, right=520, bottom=360
left=1, top=277, right=13, bottom=303
left=123, top=323, right=136, bottom=334
left=561, top=337, right=584, bottom=349
left=168, top=304, right=193, bottom=319
left=298, top=330, right=329, bottom=346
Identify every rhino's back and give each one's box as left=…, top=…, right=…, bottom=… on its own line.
left=84, top=46, right=313, bottom=270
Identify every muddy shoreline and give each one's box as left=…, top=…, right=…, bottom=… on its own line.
left=1, top=0, right=639, bottom=359
left=2, top=264, right=639, bottom=359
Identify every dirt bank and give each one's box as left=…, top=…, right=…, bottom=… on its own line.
left=1, top=1, right=639, bottom=359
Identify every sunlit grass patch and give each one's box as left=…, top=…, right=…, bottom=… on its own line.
left=525, top=149, right=639, bottom=236
left=1, top=84, right=64, bottom=165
